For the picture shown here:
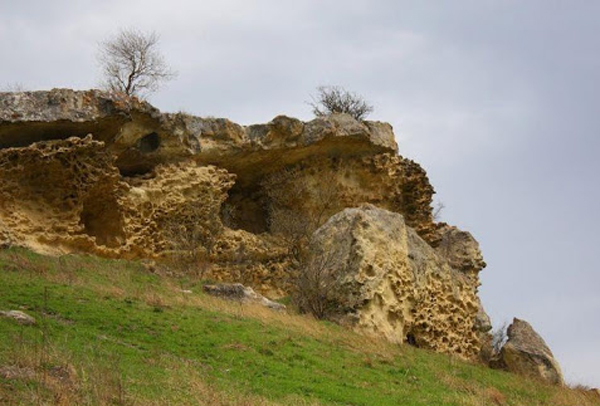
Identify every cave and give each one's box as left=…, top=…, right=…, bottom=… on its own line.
left=0, top=117, right=127, bottom=148
left=221, top=183, right=269, bottom=234
left=406, top=333, right=418, bottom=347
left=137, top=132, right=161, bottom=153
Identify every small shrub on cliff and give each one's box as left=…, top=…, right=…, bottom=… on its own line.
left=432, top=201, right=445, bottom=222
left=309, top=85, right=374, bottom=121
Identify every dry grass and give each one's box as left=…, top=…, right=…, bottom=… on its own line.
left=437, top=369, right=600, bottom=406
left=549, top=385, right=600, bottom=406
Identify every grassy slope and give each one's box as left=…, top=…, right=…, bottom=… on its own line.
left=0, top=248, right=597, bottom=406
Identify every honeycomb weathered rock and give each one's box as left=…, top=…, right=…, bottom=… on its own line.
left=305, top=204, right=486, bottom=358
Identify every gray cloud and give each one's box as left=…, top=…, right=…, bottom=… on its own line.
left=1, top=0, right=599, bottom=387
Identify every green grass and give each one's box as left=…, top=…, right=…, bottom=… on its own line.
left=0, top=248, right=597, bottom=406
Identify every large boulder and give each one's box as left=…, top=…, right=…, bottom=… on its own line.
left=494, top=318, right=564, bottom=385
left=303, top=204, right=486, bottom=358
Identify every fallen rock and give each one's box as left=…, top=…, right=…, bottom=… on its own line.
left=494, top=318, right=564, bottom=385
left=304, top=204, right=485, bottom=358
left=0, top=310, right=36, bottom=325
left=203, top=283, right=286, bottom=311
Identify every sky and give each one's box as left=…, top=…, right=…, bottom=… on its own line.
left=1, top=0, right=599, bottom=387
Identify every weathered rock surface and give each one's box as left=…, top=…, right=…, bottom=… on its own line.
left=435, top=224, right=487, bottom=274
left=0, top=89, right=159, bottom=146
left=203, top=283, right=286, bottom=311
left=0, top=310, right=36, bottom=325
left=493, top=318, right=564, bottom=385
left=0, top=89, right=437, bottom=255
left=1, top=89, right=397, bottom=177
left=0, top=135, right=124, bottom=255
left=0, top=135, right=233, bottom=257
left=305, top=204, right=486, bottom=358
left=0, top=88, right=490, bottom=359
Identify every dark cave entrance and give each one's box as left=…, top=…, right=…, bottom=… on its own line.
left=137, top=132, right=161, bottom=153
left=406, top=333, right=418, bottom=347
left=220, top=183, right=269, bottom=234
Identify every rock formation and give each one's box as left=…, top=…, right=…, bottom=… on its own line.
left=303, top=205, right=486, bottom=358
left=492, top=318, right=564, bottom=385
left=0, top=89, right=490, bottom=358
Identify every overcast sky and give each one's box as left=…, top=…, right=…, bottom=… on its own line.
left=1, top=0, right=599, bottom=387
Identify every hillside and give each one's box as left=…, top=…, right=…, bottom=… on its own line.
left=1, top=248, right=598, bottom=406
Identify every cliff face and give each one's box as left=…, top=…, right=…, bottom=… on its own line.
left=0, top=89, right=488, bottom=357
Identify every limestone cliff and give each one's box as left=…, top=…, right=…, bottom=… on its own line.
left=0, top=89, right=488, bottom=358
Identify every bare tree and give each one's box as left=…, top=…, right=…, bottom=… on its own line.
left=0, top=82, right=26, bottom=92
left=432, top=200, right=445, bottom=222
left=98, top=28, right=177, bottom=97
left=309, top=85, right=374, bottom=121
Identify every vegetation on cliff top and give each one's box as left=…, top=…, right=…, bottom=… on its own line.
left=0, top=248, right=597, bottom=406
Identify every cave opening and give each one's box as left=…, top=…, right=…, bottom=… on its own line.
left=221, top=183, right=269, bottom=234
left=406, top=333, right=418, bottom=347
left=137, top=132, right=161, bottom=153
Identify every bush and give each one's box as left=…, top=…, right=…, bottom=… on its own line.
left=293, top=247, right=342, bottom=319
left=309, top=86, right=374, bottom=121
